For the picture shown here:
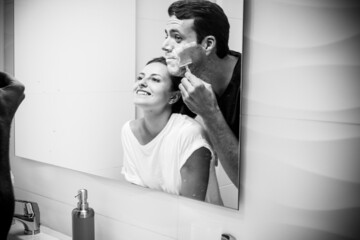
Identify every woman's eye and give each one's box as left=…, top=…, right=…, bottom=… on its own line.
left=152, top=78, right=160, bottom=82
left=136, top=76, right=143, bottom=81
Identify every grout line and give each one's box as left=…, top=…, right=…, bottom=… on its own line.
left=242, top=113, right=360, bottom=126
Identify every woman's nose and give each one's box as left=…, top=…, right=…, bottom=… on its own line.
left=138, top=78, right=147, bottom=87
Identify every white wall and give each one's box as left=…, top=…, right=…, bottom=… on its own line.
left=6, top=0, right=359, bottom=239
left=13, top=0, right=136, bottom=174
left=7, top=0, right=243, bottom=240
left=242, top=0, right=360, bottom=239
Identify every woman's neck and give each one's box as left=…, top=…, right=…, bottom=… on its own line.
left=143, top=110, right=171, bottom=136
left=134, top=108, right=172, bottom=145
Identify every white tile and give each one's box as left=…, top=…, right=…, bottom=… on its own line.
left=229, top=18, right=243, bottom=52
left=178, top=197, right=243, bottom=240
left=15, top=0, right=136, bottom=94
left=14, top=93, right=53, bottom=163
left=88, top=167, right=124, bottom=181
left=246, top=0, right=360, bottom=48
left=26, top=91, right=134, bottom=174
left=243, top=0, right=360, bottom=124
left=136, top=19, right=167, bottom=71
left=242, top=114, right=360, bottom=240
left=95, top=214, right=176, bottom=240
left=243, top=63, right=360, bottom=124
left=137, top=0, right=172, bottom=21
left=221, top=0, right=244, bottom=20
left=242, top=115, right=360, bottom=210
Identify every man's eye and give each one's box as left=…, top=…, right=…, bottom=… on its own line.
left=137, top=76, right=143, bottom=81
left=152, top=78, right=160, bottom=82
left=175, top=35, right=182, bottom=42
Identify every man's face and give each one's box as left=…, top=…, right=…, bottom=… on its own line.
left=162, top=16, right=202, bottom=76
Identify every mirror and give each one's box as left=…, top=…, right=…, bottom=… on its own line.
left=13, top=0, right=243, bottom=209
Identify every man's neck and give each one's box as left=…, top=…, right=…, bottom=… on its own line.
left=197, top=53, right=238, bottom=97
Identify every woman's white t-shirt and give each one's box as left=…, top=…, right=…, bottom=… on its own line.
left=121, top=113, right=213, bottom=195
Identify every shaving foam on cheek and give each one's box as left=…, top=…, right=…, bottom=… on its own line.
left=175, top=41, right=197, bottom=68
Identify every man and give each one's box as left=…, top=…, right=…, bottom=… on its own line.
left=0, top=72, right=25, bottom=238
left=162, top=0, right=241, bottom=188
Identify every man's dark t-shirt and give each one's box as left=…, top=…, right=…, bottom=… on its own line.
left=180, top=50, right=241, bottom=140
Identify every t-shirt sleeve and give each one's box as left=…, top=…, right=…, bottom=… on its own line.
left=178, top=123, right=214, bottom=169
left=120, top=123, right=145, bottom=187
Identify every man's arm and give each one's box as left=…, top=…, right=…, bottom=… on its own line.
left=0, top=72, right=25, bottom=238
left=179, top=71, right=240, bottom=188
left=200, top=110, right=239, bottom=188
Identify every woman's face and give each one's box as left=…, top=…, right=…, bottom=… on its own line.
left=133, top=62, right=176, bottom=112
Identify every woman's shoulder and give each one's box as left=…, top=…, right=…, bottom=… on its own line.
left=171, top=114, right=205, bottom=134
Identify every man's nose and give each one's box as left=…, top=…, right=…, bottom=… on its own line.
left=161, top=37, right=172, bottom=53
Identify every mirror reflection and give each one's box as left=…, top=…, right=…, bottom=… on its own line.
left=14, top=0, right=243, bottom=209
left=122, top=57, right=217, bottom=203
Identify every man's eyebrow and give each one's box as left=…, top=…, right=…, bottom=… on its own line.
left=149, top=74, right=162, bottom=78
left=164, top=28, right=181, bottom=36
left=167, top=19, right=182, bottom=25
left=169, top=29, right=181, bottom=35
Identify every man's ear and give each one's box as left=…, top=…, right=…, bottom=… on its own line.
left=201, top=36, right=216, bottom=55
left=169, top=91, right=181, bottom=104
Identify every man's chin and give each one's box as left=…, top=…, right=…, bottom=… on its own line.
left=168, top=66, right=185, bottom=77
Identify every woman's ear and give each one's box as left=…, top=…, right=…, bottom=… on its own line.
left=169, top=91, right=181, bottom=105
left=201, top=36, right=216, bottom=55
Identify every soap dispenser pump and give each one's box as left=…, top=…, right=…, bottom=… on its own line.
left=72, top=189, right=95, bottom=240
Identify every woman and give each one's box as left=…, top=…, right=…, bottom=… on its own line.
left=121, top=57, right=213, bottom=201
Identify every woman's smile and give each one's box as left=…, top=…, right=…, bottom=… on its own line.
left=135, top=89, right=151, bottom=96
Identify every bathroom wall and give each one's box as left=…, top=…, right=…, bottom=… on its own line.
left=6, top=0, right=243, bottom=240
left=242, top=0, right=360, bottom=239
left=13, top=0, right=136, bottom=175
left=5, top=1, right=360, bottom=240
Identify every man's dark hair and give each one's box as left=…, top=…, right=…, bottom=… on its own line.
left=145, top=57, right=194, bottom=117
left=168, top=0, right=230, bottom=58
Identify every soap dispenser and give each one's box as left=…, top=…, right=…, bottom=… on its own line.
left=72, top=189, right=95, bottom=240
